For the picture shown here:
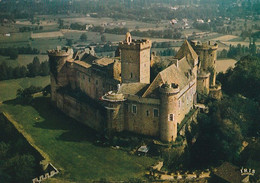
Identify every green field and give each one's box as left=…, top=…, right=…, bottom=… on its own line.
left=31, top=38, right=67, bottom=53
left=0, top=54, right=49, bottom=67
left=0, top=76, right=50, bottom=102
left=0, top=96, right=156, bottom=182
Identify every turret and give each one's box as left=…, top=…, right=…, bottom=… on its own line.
left=119, top=32, right=151, bottom=84
left=101, top=90, right=126, bottom=134
left=47, top=47, right=73, bottom=81
left=191, top=41, right=218, bottom=87
left=47, top=47, right=73, bottom=102
left=197, top=71, right=210, bottom=95
left=159, top=83, right=180, bottom=142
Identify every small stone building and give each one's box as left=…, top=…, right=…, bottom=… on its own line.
left=47, top=33, right=218, bottom=142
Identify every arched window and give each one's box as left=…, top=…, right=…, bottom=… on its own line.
left=130, top=72, right=133, bottom=78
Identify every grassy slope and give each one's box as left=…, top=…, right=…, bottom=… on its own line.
left=0, top=97, right=156, bottom=182
left=0, top=76, right=50, bottom=102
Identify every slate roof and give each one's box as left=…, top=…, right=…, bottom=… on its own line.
left=93, top=57, right=115, bottom=66
left=175, top=40, right=198, bottom=67
left=80, top=53, right=99, bottom=64
left=118, top=83, right=149, bottom=96
left=213, top=162, right=243, bottom=183
left=142, top=57, right=195, bottom=98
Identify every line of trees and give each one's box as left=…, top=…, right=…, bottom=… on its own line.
left=156, top=48, right=177, bottom=56
left=19, top=26, right=43, bottom=32
left=0, top=57, right=49, bottom=81
left=0, top=46, right=40, bottom=60
left=218, top=41, right=258, bottom=59
left=131, top=29, right=182, bottom=39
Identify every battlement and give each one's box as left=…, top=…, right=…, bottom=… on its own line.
left=159, top=83, right=180, bottom=95
left=47, top=47, right=73, bottom=57
left=191, top=40, right=218, bottom=50
left=119, top=32, right=151, bottom=50
left=119, top=39, right=151, bottom=50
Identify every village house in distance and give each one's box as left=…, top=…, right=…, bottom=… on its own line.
left=47, top=33, right=221, bottom=142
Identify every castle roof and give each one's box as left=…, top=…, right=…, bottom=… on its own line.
left=213, top=162, right=243, bottom=183
left=118, top=83, right=149, bottom=96
left=175, top=40, right=198, bottom=67
left=80, top=53, right=98, bottom=64
left=93, top=57, right=115, bottom=67
left=142, top=57, right=195, bottom=98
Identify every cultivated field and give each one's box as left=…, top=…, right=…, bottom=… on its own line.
left=212, top=35, right=239, bottom=41
left=62, top=16, right=159, bottom=30
left=216, top=59, right=237, bottom=73
left=0, top=32, right=30, bottom=43
left=16, top=20, right=57, bottom=26
left=31, top=31, right=64, bottom=39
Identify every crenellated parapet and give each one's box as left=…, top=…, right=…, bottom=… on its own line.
left=190, top=40, right=218, bottom=51
left=119, top=39, right=151, bottom=51
left=120, top=32, right=151, bottom=84
left=159, top=83, right=180, bottom=95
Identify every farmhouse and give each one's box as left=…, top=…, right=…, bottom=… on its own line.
left=47, top=33, right=221, bottom=142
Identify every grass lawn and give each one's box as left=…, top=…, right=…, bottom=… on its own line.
left=0, top=76, right=50, bottom=102
left=0, top=96, right=156, bottom=182
left=0, top=32, right=30, bottom=43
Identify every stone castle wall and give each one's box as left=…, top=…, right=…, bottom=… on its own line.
left=124, top=96, right=160, bottom=137
left=56, top=92, right=105, bottom=131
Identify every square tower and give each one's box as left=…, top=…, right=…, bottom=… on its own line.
left=119, top=32, right=151, bottom=84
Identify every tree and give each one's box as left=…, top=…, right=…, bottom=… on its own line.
left=27, top=56, right=41, bottom=77
left=80, top=33, right=88, bottom=42
left=40, top=61, right=50, bottom=76
left=4, top=154, right=36, bottom=183
left=101, top=34, right=106, bottom=42
left=190, top=106, right=243, bottom=168
left=9, top=49, right=18, bottom=60
left=66, top=39, right=73, bottom=46
left=58, top=18, right=64, bottom=28
left=0, top=62, right=8, bottom=80
left=220, top=55, right=260, bottom=99
left=150, top=62, right=167, bottom=82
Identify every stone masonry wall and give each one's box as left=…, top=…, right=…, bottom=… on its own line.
left=124, top=96, right=160, bottom=137
left=56, top=93, right=105, bottom=131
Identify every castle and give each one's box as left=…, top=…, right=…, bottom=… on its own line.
left=47, top=33, right=221, bottom=142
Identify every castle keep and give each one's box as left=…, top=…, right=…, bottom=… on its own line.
left=48, top=33, right=220, bottom=142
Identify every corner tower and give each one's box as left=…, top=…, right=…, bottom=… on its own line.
left=191, top=41, right=218, bottom=87
left=47, top=47, right=73, bottom=102
left=119, top=32, right=151, bottom=84
left=159, top=83, right=180, bottom=142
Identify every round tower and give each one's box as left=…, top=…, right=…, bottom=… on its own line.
left=47, top=47, right=73, bottom=102
left=197, top=71, right=210, bottom=95
left=47, top=47, right=73, bottom=81
left=101, top=91, right=126, bottom=134
left=159, top=83, right=180, bottom=142
left=191, top=41, right=218, bottom=87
